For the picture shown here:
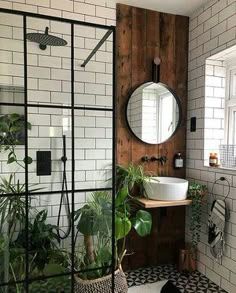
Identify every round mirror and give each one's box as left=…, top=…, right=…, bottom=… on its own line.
left=126, top=82, right=181, bottom=144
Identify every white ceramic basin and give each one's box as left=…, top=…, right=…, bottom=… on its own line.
left=144, top=177, right=188, bottom=201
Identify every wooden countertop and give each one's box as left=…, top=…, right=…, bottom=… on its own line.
left=133, top=197, right=192, bottom=208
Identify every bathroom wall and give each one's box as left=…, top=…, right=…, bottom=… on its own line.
left=186, top=0, right=236, bottom=292
left=117, top=4, right=189, bottom=269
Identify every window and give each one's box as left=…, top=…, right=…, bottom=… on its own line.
left=225, top=62, right=236, bottom=145
left=204, top=45, right=236, bottom=167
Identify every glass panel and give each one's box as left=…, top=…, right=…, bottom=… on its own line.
left=74, top=191, right=112, bottom=278
left=27, top=17, right=71, bottom=106
left=27, top=107, right=72, bottom=193
left=0, top=195, right=26, bottom=285
left=74, top=25, right=113, bottom=109
left=29, top=275, right=71, bottom=292
left=0, top=13, right=24, bottom=105
left=74, top=109, right=113, bottom=190
left=0, top=104, right=27, bottom=285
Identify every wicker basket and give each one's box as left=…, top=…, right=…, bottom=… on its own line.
left=74, top=267, right=128, bottom=293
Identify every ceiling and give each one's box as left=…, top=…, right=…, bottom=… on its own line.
left=116, top=0, right=211, bottom=16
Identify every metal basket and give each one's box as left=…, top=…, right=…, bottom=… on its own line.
left=219, top=145, right=236, bottom=168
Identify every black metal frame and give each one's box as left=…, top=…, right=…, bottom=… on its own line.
left=0, top=8, right=116, bottom=293
left=125, top=81, right=183, bottom=145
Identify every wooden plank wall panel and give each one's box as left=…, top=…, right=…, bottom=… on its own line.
left=116, top=5, right=132, bottom=165
left=116, top=3, right=189, bottom=269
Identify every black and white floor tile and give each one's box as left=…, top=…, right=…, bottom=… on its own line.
left=126, top=264, right=227, bottom=293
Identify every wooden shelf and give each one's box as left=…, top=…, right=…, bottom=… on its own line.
left=133, top=197, right=192, bottom=209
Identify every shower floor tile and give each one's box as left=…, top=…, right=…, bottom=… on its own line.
left=126, top=264, right=227, bottom=293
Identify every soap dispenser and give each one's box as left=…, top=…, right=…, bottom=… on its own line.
left=174, top=152, right=183, bottom=169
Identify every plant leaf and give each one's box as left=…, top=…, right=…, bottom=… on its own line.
left=7, top=156, right=16, bottom=164
left=115, top=216, right=131, bottom=240
left=132, top=210, right=152, bottom=237
left=115, top=186, right=128, bottom=207
left=9, top=113, right=21, bottom=122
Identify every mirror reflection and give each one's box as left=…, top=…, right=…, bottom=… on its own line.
left=126, top=82, right=181, bottom=144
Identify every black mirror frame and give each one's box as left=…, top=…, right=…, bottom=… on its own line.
left=125, top=82, right=183, bottom=145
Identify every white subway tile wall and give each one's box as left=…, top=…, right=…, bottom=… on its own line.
left=187, top=0, right=236, bottom=292
left=0, top=1, right=116, bottom=249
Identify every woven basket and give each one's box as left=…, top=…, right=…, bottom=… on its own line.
left=74, top=267, right=128, bottom=293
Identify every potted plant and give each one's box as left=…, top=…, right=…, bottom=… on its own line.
left=73, top=186, right=152, bottom=292
left=116, top=163, right=155, bottom=197
left=179, top=183, right=207, bottom=272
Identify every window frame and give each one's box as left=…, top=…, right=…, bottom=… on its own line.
left=224, top=60, right=236, bottom=145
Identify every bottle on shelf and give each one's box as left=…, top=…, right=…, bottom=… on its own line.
left=209, top=153, right=218, bottom=167
left=174, top=152, right=184, bottom=169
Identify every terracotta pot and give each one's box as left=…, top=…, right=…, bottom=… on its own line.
left=178, top=245, right=197, bottom=272
left=74, top=267, right=128, bottom=293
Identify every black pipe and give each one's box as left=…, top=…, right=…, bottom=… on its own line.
left=81, top=29, right=113, bottom=67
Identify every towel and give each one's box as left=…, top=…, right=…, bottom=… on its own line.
left=208, top=199, right=226, bottom=260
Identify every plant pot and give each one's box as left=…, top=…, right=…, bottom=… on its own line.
left=178, top=245, right=197, bottom=272
left=74, top=267, right=128, bottom=293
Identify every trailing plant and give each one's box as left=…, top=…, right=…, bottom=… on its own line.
left=0, top=113, right=32, bottom=168
left=188, top=183, right=207, bottom=251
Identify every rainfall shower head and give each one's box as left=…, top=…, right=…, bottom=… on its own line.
left=26, top=27, right=67, bottom=50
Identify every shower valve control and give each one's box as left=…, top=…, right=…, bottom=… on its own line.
left=36, top=151, right=52, bottom=176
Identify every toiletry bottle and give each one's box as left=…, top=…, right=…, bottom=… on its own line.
left=209, top=153, right=218, bottom=167
left=174, top=152, right=183, bottom=169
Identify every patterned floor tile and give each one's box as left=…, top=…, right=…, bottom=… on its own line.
left=127, top=264, right=227, bottom=293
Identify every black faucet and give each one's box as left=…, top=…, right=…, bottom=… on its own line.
left=151, top=156, right=168, bottom=166
left=141, top=155, right=168, bottom=166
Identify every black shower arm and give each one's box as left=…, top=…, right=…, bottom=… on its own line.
left=81, top=28, right=113, bottom=67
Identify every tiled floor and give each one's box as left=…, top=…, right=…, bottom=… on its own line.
left=3, top=264, right=227, bottom=292
left=127, top=264, right=227, bottom=293
left=128, top=280, right=168, bottom=293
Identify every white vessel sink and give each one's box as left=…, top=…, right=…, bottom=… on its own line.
left=144, top=177, right=188, bottom=201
